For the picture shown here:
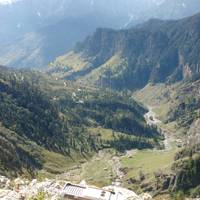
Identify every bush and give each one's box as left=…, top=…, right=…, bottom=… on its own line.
left=190, top=185, right=200, bottom=198
left=29, top=192, right=45, bottom=200
left=174, top=191, right=185, bottom=200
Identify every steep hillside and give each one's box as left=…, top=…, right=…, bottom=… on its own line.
left=167, top=77, right=200, bottom=135
left=0, top=66, right=98, bottom=177
left=50, top=13, right=200, bottom=90
left=171, top=144, right=200, bottom=193
left=0, top=123, right=43, bottom=177
left=132, top=80, right=200, bottom=199
left=147, top=143, right=200, bottom=199
left=0, top=15, right=112, bottom=69
left=0, top=66, right=160, bottom=177
left=134, top=77, right=200, bottom=134
left=153, top=143, right=200, bottom=198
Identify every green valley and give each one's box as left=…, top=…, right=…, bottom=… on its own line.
left=1, top=3, right=200, bottom=199
left=0, top=66, right=160, bottom=180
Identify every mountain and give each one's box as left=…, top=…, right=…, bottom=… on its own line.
left=144, top=0, right=200, bottom=20
left=1, top=0, right=200, bottom=41
left=1, top=0, right=200, bottom=68
left=0, top=15, right=113, bottom=69
left=0, top=66, right=160, bottom=177
left=50, top=13, right=200, bottom=90
left=166, top=77, right=200, bottom=134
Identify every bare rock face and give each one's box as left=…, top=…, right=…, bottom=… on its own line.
left=139, top=193, right=152, bottom=200
left=0, top=176, right=10, bottom=189
left=0, top=177, right=64, bottom=200
left=0, top=177, right=152, bottom=200
left=103, top=185, right=152, bottom=200
left=19, top=179, right=63, bottom=199
left=0, top=189, right=22, bottom=200
left=187, top=118, right=200, bottom=146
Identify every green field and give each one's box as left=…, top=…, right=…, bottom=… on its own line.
left=81, top=151, right=115, bottom=187
left=120, top=147, right=178, bottom=193
left=133, top=83, right=179, bottom=121
left=121, top=149, right=177, bottom=178
left=50, top=150, right=116, bottom=187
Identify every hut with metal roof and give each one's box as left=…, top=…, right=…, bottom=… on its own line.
left=61, top=182, right=143, bottom=200
left=61, top=182, right=121, bottom=200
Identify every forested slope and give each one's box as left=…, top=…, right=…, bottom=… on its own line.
left=0, top=66, right=160, bottom=176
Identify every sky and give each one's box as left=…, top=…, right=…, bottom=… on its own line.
left=0, top=0, right=19, bottom=5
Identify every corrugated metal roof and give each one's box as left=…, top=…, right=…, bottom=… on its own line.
left=63, top=183, right=85, bottom=197
left=62, top=183, right=116, bottom=200
left=62, top=183, right=140, bottom=200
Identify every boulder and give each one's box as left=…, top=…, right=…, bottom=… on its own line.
left=140, top=193, right=152, bottom=200
left=0, top=176, right=10, bottom=189
left=0, top=189, right=22, bottom=200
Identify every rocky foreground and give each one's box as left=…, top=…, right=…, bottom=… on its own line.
left=0, top=176, right=152, bottom=200
left=0, top=176, right=63, bottom=200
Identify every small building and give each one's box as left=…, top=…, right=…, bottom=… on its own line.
left=61, top=183, right=117, bottom=200
left=61, top=182, right=141, bottom=200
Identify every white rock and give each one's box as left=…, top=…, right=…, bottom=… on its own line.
left=140, top=193, right=152, bottom=200
left=30, top=179, right=37, bottom=187
left=103, top=185, right=143, bottom=200
left=0, top=189, right=22, bottom=200
left=0, top=177, right=150, bottom=200
left=0, top=176, right=10, bottom=189
left=14, top=178, right=25, bottom=186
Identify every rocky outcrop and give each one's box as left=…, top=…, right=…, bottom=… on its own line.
left=0, top=176, right=10, bottom=189
left=0, top=176, right=152, bottom=200
left=187, top=118, right=200, bottom=146
left=0, top=177, right=64, bottom=200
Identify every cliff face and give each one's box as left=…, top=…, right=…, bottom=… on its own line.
left=187, top=119, right=200, bottom=146
left=51, top=13, right=200, bottom=90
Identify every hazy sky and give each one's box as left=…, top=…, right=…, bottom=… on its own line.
left=0, top=0, right=19, bottom=5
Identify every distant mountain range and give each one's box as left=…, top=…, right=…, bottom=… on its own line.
left=50, top=12, right=200, bottom=90
left=1, top=0, right=200, bottom=68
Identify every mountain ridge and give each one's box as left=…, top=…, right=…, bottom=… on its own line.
left=1, top=0, right=200, bottom=68
left=50, top=12, right=200, bottom=90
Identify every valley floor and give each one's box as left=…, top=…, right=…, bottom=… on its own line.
left=46, top=101, right=179, bottom=196
left=0, top=104, right=184, bottom=200
left=0, top=83, right=184, bottom=199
